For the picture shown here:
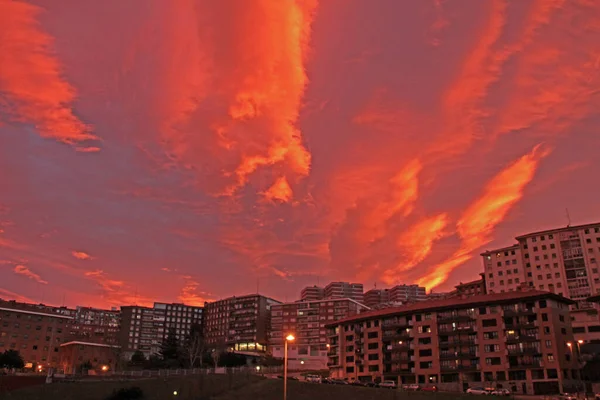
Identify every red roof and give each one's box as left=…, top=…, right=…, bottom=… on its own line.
left=326, top=290, right=572, bottom=327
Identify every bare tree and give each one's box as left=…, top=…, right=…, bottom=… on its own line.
left=183, top=323, right=205, bottom=368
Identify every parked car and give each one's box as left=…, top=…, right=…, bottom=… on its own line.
left=305, top=374, right=322, bottom=383
left=379, top=381, right=397, bottom=389
left=466, top=386, right=491, bottom=395
left=490, top=388, right=510, bottom=396
left=402, top=384, right=421, bottom=391
left=350, top=380, right=367, bottom=386
left=331, top=379, right=348, bottom=385
left=321, top=378, right=333, bottom=384
left=365, top=382, right=378, bottom=388
left=421, top=386, right=438, bottom=392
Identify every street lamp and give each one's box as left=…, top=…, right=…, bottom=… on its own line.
left=284, top=334, right=295, bottom=400
left=101, top=365, right=109, bottom=372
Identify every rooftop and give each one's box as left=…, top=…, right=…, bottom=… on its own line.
left=515, top=222, right=600, bottom=240
left=326, top=290, right=572, bottom=327
left=480, top=243, right=520, bottom=255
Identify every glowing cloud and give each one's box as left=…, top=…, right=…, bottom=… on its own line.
left=417, top=144, right=552, bottom=289
left=162, top=0, right=318, bottom=196
left=0, top=0, right=94, bottom=145
left=382, top=213, right=449, bottom=284
left=72, top=251, right=92, bottom=260
left=263, top=176, right=293, bottom=203
left=13, top=265, right=47, bottom=284
left=178, top=277, right=213, bottom=306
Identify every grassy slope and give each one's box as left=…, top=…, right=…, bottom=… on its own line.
left=215, top=380, right=501, bottom=400
left=0, top=373, right=261, bottom=400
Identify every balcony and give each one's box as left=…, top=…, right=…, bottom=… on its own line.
left=438, top=325, right=476, bottom=334
left=382, top=319, right=413, bottom=328
left=503, top=307, right=536, bottom=317
left=391, top=366, right=415, bottom=374
left=506, top=334, right=538, bottom=343
left=441, top=364, right=480, bottom=372
left=439, top=339, right=477, bottom=348
left=437, top=312, right=476, bottom=323
left=440, top=351, right=478, bottom=359
left=508, top=347, right=541, bottom=356
left=509, top=360, right=542, bottom=368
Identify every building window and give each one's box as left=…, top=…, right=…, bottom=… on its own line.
left=485, top=357, right=501, bottom=365
left=547, top=354, right=555, bottom=362
left=368, top=365, right=379, bottom=372
left=367, top=342, right=378, bottom=350
left=542, top=313, right=548, bottom=322
left=545, top=340, right=552, bottom=348
left=419, top=349, right=432, bottom=357
left=367, top=354, right=379, bottom=361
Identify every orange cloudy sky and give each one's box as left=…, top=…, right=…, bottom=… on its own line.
left=1, top=0, right=599, bottom=309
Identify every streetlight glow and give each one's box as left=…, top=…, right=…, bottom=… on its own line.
left=567, top=342, right=572, bottom=347
left=578, top=340, right=584, bottom=344
left=101, top=365, right=109, bottom=372
left=286, top=334, right=295, bottom=341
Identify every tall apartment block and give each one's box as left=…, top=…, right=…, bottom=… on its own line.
left=69, top=306, right=120, bottom=345
left=482, top=222, right=600, bottom=342
left=270, top=298, right=370, bottom=369
left=326, top=291, right=579, bottom=395
left=119, top=302, right=203, bottom=359
left=300, top=286, right=324, bottom=301
left=203, top=294, right=280, bottom=353
left=364, top=285, right=427, bottom=308
left=299, top=282, right=364, bottom=303
left=364, top=289, right=391, bottom=308
left=324, top=282, right=364, bottom=303
left=389, top=284, right=427, bottom=302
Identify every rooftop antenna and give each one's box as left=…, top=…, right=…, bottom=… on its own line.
left=565, top=208, right=572, bottom=227
left=133, top=286, right=138, bottom=306
left=374, top=282, right=377, bottom=289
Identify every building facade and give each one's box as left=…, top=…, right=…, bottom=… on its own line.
left=59, top=341, right=119, bottom=374
left=69, top=306, right=120, bottom=345
left=270, top=298, right=369, bottom=369
left=0, top=305, right=73, bottom=369
left=452, top=276, right=487, bottom=297
left=389, top=285, right=427, bottom=303
left=364, top=289, right=391, bottom=308
left=482, top=222, right=600, bottom=343
left=326, top=291, right=580, bottom=395
left=300, top=286, right=325, bottom=302
left=203, top=294, right=280, bottom=354
left=118, top=302, right=203, bottom=359
left=324, top=282, right=364, bottom=303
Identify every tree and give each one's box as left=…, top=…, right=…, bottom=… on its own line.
left=0, top=350, right=24, bottom=369
left=130, top=350, right=146, bottom=366
left=183, top=323, right=205, bottom=368
left=159, top=328, right=180, bottom=366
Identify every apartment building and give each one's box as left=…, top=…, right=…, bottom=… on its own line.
left=300, top=286, right=325, bottom=302
left=364, top=289, right=391, bottom=308
left=452, top=276, right=487, bottom=297
left=389, top=284, right=427, bottom=302
left=324, top=282, right=364, bottom=303
left=482, top=222, right=600, bottom=343
left=203, top=294, right=280, bottom=353
left=0, top=304, right=73, bottom=368
left=119, top=302, right=203, bottom=359
left=69, top=306, right=120, bottom=345
left=326, top=291, right=579, bottom=395
left=270, top=298, right=370, bottom=369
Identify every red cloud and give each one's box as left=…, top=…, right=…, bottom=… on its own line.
left=0, top=0, right=95, bottom=146
left=13, top=265, right=47, bottom=285
left=71, top=251, right=93, bottom=260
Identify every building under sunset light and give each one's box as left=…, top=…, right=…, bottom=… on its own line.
left=270, top=297, right=369, bottom=370
left=482, top=222, right=600, bottom=343
left=118, top=302, right=203, bottom=360
left=326, top=290, right=580, bottom=395
left=203, top=294, right=280, bottom=354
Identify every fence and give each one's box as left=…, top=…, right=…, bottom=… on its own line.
left=112, top=365, right=283, bottom=378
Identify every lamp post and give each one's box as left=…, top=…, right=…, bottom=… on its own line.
left=284, top=334, right=295, bottom=400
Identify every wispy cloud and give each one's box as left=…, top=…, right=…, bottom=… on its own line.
left=0, top=0, right=95, bottom=146
left=13, top=265, right=47, bottom=284
left=417, top=144, right=552, bottom=289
